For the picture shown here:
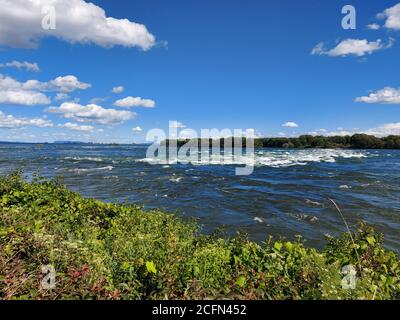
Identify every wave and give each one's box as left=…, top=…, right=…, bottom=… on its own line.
left=63, top=157, right=105, bottom=162
left=138, top=149, right=370, bottom=168
left=169, top=176, right=183, bottom=183
left=66, top=166, right=114, bottom=173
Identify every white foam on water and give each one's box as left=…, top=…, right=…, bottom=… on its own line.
left=169, top=176, right=183, bottom=183
left=103, top=175, right=119, bottom=179
left=139, top=149, right=370, bottom=168
left=67, top=166, right=114, bottom=173
left=64, top=157, right=104, bottom=162
left=306, top=199, right=323, bottom=206
left=254, top=217, right=264, bottom=223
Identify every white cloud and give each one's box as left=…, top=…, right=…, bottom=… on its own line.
left=0, top=74, right=90, bottom=106
left=0, top=89, right=50, bottom=105
left=0, top=74, right=51, bottom=105
left=367, top=23, right=381, bottom=30
left=170, top=121, right=186, bottom=129
left=365, top=123, right=400, bottom=136
left=47, top=102, right=135, bottom=125
left=0, top=60, right=40, bottom=72
left=24, top=75, right=91, bottom=93
left=282, top=121, right=299, bottom=128
left=379, top=3, right=400, bottom=30
left=307, top=124, right=400, bottom=137
left=179, top=128, right=198, bottom=139
left=1, top=74, right=89, bottom=93
left=355, top=87, right=400, bottom=104
left=58, top=122, right=95, bottom=132
left=0, top=111, right=53, bottom=128
left=55, top=93, right=69, bottom=101
left=312, top=38, right=393, bottom=57
left=308, top=130, right=349, bottom=136
left=112, top=86, right=124, bottom=94
left=307, top=129, right=329, bottom=136
left=248, top=128, right=262, bottom=138
left=132, top=126, right=142, bottom=133
left=89, top=97, right=108, bottom=104
left=113, top=96, right=155, bottom=108
left=0, top=0, right=156, bottom=50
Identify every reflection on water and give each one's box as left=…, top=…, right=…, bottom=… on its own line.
left=0, top=143, right=399, bottom=252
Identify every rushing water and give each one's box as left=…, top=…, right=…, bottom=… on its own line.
left=1, top=143, right=399, bottom=251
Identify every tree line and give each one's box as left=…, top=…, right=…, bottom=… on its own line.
left=164, top=134, right=400, bottom=149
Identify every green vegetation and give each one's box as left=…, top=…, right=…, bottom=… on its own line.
left=166, top=134, right=400, bottom=149
left=1, top=172, right=399, bottom=300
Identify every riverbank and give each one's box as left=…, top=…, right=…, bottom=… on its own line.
left=1, top=172, right=399, bottom=300
left=166, top=134, right=400, bottom=149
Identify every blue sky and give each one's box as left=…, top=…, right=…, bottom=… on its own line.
left=0, top=0, right=400, bottom=143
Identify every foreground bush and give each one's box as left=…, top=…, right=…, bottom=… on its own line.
left=0, top=172, right=399, bottom=300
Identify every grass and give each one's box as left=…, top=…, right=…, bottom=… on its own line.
left=0, top=171, right=399, bottom=300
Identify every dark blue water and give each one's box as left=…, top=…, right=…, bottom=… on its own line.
left=1, top=143, right=399, bottom=251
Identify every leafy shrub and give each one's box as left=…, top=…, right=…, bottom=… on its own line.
left=0, top=172, right=399, bottom=300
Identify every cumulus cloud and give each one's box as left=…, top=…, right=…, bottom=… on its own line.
left=365, top=123, right=400, bottom=136
left=0, top=111, right=53, bottom=128
left=307, top=129, right=329, bottom=135
left=308, top=129, right=354, bottom=137
left=282, top=121, right=299, bottom=128
left=89, top=97, right=108, bottom=104
left=379, top=3, right=400, bottom=30
left=113, top=96, right=155, bottom=108
left=0, top=74, right=90, bottom=106
left=58, top=122, right=95, bottom=132
left=367, top=23, right=381, bottom=30
left=355, top=87, right=400, bottom=104
left=1, top=74, right=90, bottom=93
left=0, top=60, right=40, bottom=72
left=0, top=89, right=50, bottom=105
left=132, top=126, right=142, bottom=133
left=112, top=86, right=124, bottom=94
left=24, top=75, right=91, bottom=93
left=0, top=0, right=156, bottom=50
left=0, top=74, right=51, bottom=105
left=307, top=124, right=400, bottom=137
left=47, top=102, right=135, bottom=125
left=170, top=121, right=186, bottom=129
left=54, top=93, right=69, bottom=101
left=312, top=38, right=393, bottom=57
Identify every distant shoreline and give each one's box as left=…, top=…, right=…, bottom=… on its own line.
left=165, top=134, right=400, bottom=150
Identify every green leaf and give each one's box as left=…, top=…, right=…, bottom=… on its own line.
left=274, top=242, right=283, bottom=252
left=146, top=261, right=157, bottom=274
left=194, top=266, right=200, bottom=275
left=366, top=236, right=375, bottom=246
left=285, top=242, right=294, bottom=253
left=122, top=262, right=130, bottom=271
left=236, top=276, right=246, bottom=288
